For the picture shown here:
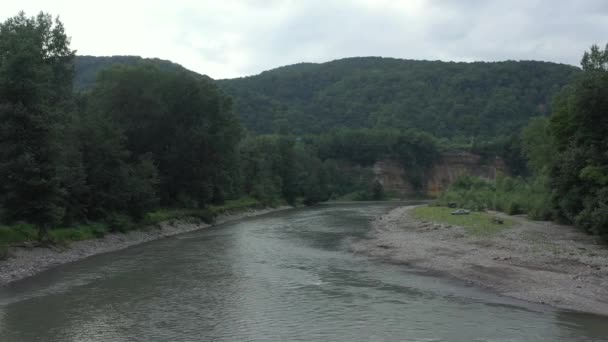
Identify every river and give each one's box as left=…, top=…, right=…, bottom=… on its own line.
left=0, top=203, right=606, bottom=341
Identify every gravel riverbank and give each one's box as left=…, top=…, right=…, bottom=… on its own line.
left=350, top=205, right=608, bottom=316
left=0, top=206, right=291, bottom=287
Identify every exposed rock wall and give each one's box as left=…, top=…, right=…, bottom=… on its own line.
left=373, top=152, right=509, bottom=197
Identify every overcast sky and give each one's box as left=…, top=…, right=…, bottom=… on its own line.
left=2, top=0, right=606, bottom=79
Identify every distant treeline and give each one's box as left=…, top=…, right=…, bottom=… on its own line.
left=218, top=57, right=579, bottom=139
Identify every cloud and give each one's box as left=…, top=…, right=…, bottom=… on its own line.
left=1, top=0, right=606, bottom=78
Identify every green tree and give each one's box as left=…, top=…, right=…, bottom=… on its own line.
left=580, top=44, right=608, bottom=71
left=550, top=44, right=608, bottom=238
left=521, top=117, right=555, bottom=175
left=0, top=12, right=75, bottom=240
left=88, top=65, right=241, bottom=207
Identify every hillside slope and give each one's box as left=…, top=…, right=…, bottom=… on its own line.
left=74, top=55, right=206, bottom=90
left=218, top=57, right=580, bottom=138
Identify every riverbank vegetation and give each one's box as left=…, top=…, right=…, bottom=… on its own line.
left=436, top=44, right=608, bottom=241
left=0, top=12, right=397, bottom=255
left=411, top=206, right=514, bottom=236
left=0, top=10, right=606, bottom=256
left=0, top=196, right=266, bottom=256
left=0, top=12, right=310, bottom=253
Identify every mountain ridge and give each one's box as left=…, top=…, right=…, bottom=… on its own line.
left=74, top=55, right=581, bottom=139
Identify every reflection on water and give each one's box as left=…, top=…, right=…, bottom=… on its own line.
left=0, top=203, right=607, bottom=342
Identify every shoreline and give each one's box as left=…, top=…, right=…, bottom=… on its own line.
left=350, top=205, right=608, bottom=316
left=0, top=206, right=291, bottom=287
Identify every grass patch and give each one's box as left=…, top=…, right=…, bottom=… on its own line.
left=143, top=208, right=216, bottom=226
left=0, top=223, right=37, bottom=246
left=0, top=196, right=268, bottom=248
left=208, top=196, right=263, bottom=216
left=411, top=206, right=514, bottom=236
left=144, top=196, right=264, bottom=226
left=49, top=224, right=109, bottom=243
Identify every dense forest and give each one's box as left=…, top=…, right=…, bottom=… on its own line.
left=437, top=44, right=608, bottom=240
left=1, top=10, right=607, bottom=255
left=0, top=12, right=337, bottom=251
left=218, top=58, right=579, bottom=138
left=74, top=55, right=194, bottom=90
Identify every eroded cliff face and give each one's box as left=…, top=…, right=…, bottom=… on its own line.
left=373, top=152, right=508, bottom=197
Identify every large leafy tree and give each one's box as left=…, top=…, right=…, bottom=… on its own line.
left=88, top=65, right=242, bottom=207
left=0, top=12, right=75, bottom=240
left=550, top=44, right=608, bottom=238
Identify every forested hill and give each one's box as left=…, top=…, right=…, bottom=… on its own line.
left=218, top=57, right=580, bottom=138
left=74, top=55, right=205, bottom=90
left=74, top=56, right=579, bottom=139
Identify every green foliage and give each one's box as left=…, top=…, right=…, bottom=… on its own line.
left=144, top=197, right=263, bottom=226
left=89, top=64, right=242, bottom=207
left=549, top=44, right=608, bottom=239
left=239, top=135, right=333, bottom=206
left=105, top=213, right=135, bottom=233
left=144, top=208, right=214, bottom=225
left=436, top=175, right=553, bottom=220
left=580, top=44, right=608, bottom=72
left=0, top=222, right=109, bottom=247
left=412, top=206, right=514, bottom=236
left=4, top=11, right=600, bottom=249
left=49, top=227, right=98, bottom=242
left=0, top=12, right=75, bottom=240
left=0, top=223, right=37, bottom=245
left=521, top=117, right=555, bottom=175
left=220, top=58, right=578, bottom=139
left=74, top=55, right=190, bottom=91
left=316, top=128, right=439, bottom=191
left=341, top=180, right=386, bottom=201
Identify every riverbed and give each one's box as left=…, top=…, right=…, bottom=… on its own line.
left=0, top=203, right=606, bottom=341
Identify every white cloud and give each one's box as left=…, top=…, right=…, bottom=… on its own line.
left=1, top=0, right=606, bottom=78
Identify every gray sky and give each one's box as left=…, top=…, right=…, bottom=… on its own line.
left=2, top=0, right=606, bottom=79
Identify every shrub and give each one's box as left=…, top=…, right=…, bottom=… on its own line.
left=191, top=209, right=215, bottom=224
left=437, top=175, right=552, bottom=220
left=90, top=224, right=108, bottom=238
left=49, top=228, right=90, bottom=243
left=0, top=223, right=37, bottom=245
left=106, top=213, right=135, bottom=233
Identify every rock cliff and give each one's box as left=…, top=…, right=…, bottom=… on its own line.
left=373, top=152, right=509, bottom=197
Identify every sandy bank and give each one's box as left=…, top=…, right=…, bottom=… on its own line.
left=0, top=206, right=290, bottom=287
left=350, top=205, right=608, bottom=316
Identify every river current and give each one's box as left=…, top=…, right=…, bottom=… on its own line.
left=0, top=203, right=606, bottom=341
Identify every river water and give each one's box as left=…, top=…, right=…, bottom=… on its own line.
left=0, top=203, right=606, bottom=341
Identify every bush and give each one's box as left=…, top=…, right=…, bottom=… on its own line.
left=49, top=228, right=90, bottom=243
left=91, top=224, right=108, bottom=238
left=0, top=223, right=37, bottom=245
left=106, top=213, right=135, bottom=233
left=191, top=209, right=215, bottom=224
left=437, top=175, right=553, bottom=220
